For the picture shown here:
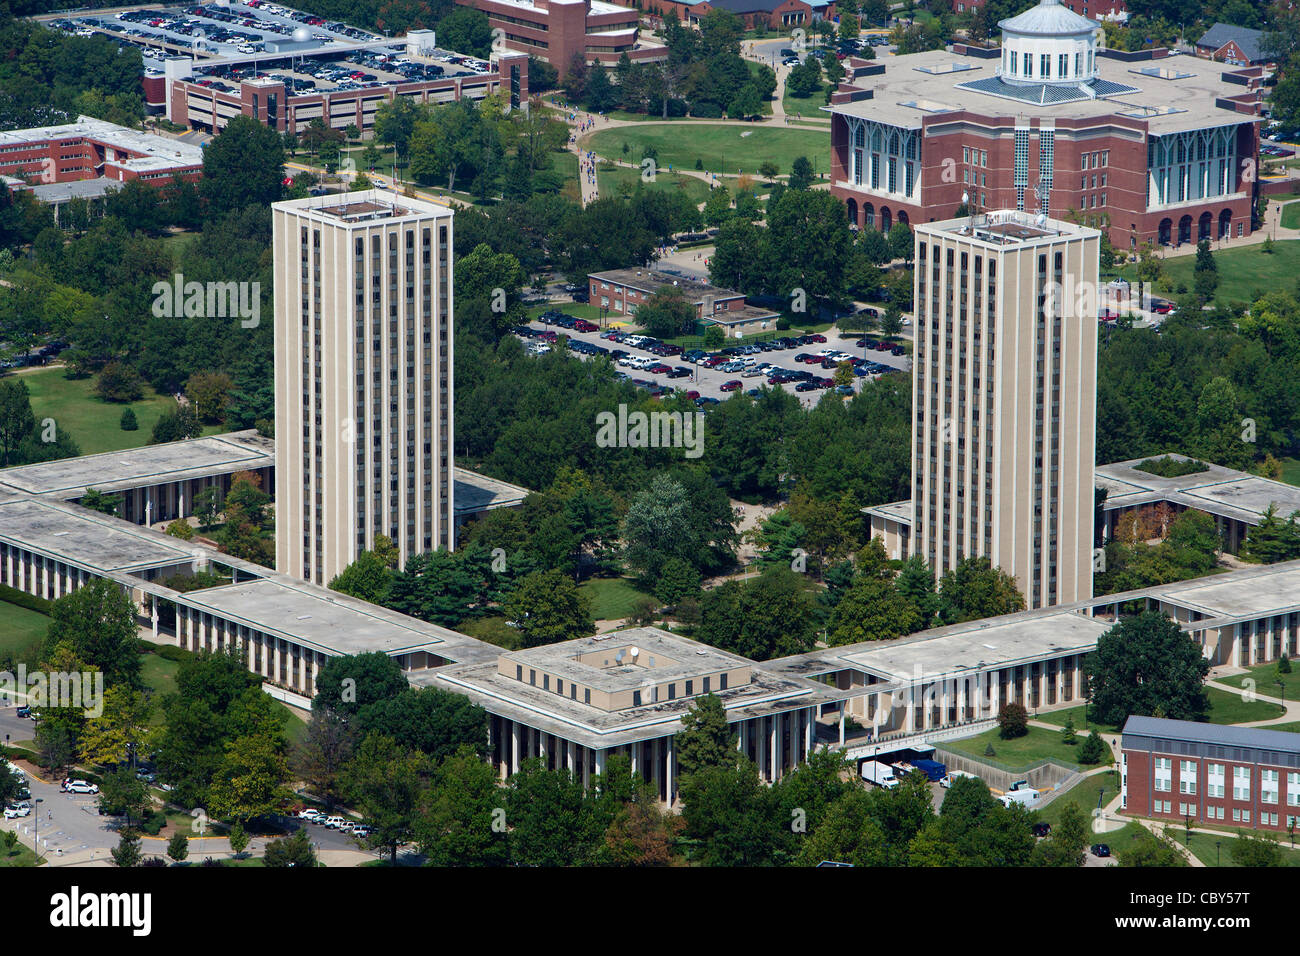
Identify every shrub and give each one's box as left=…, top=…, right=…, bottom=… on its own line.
left=1061, top=715, right=1077, bottom=745
left=154, top=645, right=194, bottom=663
left=984, top=742, right=996, bottom=757
left=997, top=702, right=1029, bottom=739
left=1279, top=655, right=1292, bottom=675
left=119, top=407, right=138, bottom=431
left=140, top=856, right=167, bottom=867
left=164, top=519, right=195, bottom=541
left=1077, top=731, right=1107, bottom=765
left=95, top=362, right=144, bottom=403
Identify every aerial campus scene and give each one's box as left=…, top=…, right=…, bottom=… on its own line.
left=0, top=0, right=1298, bottom=927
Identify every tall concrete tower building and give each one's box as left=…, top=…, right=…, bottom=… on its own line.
left=273, top=190, right=454, bottom=586
left=911, top=210, right=1099, bottom=609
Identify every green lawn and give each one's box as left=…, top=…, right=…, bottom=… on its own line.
left=1038, top=689, right=1286, bottom=731
left=1215, top=662, right=1300, bottom=703
left=14, top=366, right=209, bottom=457
left=0, top=842, right=41, bottom=867
left=1036, top=704, right=1123, bottom=736
left=587, top=124, right=829, bottom=179
left=1184, top=830, right=1300, bottom=867
left=1036, top=769, right=1120, bottom=827
left=1116, top=239, right=1300, bottom=306
left=1262, top=721, right=1300, bottom=733
left=140, top=654, right=180, bottom=717
left=579, top=577, right=650, bottom=620
left=596, top=165, right=713, bottom=206
left=1279, top=456, right=1300, bottom=488
left=782, top=83, right=829, bottom=123
left=942, top=725, right=1103, bottom=772
left=0, top=601, right=48, bottom=658
left=1206, top=685, right=1286, bottom=724
left=1281, top=200, right=1300, bottom=230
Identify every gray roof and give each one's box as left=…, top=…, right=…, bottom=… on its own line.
left=0, top=497, right=195, bottom=574
left=1097, top=454, right=1300, bottom=526
left=1196, top=22, right=1266, bottom=63
left=999, top=0, right=1098, bottom=36
left=1123, top=715, right=1300, bottom=756
left=955, top=75, right=1140, bottom=105
left=453, top=468, right=530, bottom=516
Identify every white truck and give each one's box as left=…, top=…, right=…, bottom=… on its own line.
left=997, top=786, right=1040, bottom=808
left=860, top=760, right=900, bottom=789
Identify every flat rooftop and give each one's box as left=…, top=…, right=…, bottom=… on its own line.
left=1123, top=715, right=1300, bottom=759
left=453, top=468, right=530, bottom=516
left=0, top=497, right=195, bottom=574
left=0, top=431, right=273, bottom=500
left=178, top=576, right=497, bottom=660
left=863, top=499, right=913, bottom=523
left=0, top=116, right=204, bottom=173
left=1097, top=454, right=1300, bottom=524
left=503, top=628, right=750, bottom=695
left=274, top=189, right=452, bottom=223
left=916, top=210, right=1101, bottom=246
left=590, top=268, right=742, bottom=302
left=829, top=47, right=1260, bottom=136
left=430, top=627, right=837, bottom=748
left=1147, top=562, right=1300, bottom=622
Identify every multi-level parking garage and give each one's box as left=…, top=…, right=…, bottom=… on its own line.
left=36, top=3, right=528, bottom=135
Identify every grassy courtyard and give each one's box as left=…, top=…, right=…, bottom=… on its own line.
left=1036, top=769, right=1120, bottom=827
left=14, top=366, right=219, bottom=457
left=1215, top=661, right=1300, bottom=703
left=942, top=725, right=1103, bottom=772
left=1184, top=830, right=1300, bottom=867
left=595, top=165, right=714, bottom=206
left=1205, top=685, right=1286, bottom=723
left=578, top=577, right=650, bottom=621
left=0, top=601, right=48, bottom=658
left=586, top=124, right=830, bottom=180
left=1117, top=239, right=1300, bottom=307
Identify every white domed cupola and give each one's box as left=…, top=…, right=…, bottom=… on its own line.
left=998, top=0, right=1102, bottom=87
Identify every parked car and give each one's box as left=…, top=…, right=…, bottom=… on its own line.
left=15, top=705, right=30, bottom=719
left=297, top=808, right=323, bottom=820
left=719, top=380, right=742, bottom=392
left=4, top=803, right=30, bottom=819
left=1032, top=822, right=1051, bottom=838
left=323, top=815, right=348, bottom=829
left=1090, top=843, right=1111, bottom=858
left=62, top=779, right=99, bottom=794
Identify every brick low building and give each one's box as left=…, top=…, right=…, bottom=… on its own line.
left=0, top=115, right=203, bottom=189
left=1122, top=716, right=1300, bottom=834
left=649, top=0, right=837, bottom=30
left=830, top=0, right=1263, bottom=250
left=588, top=267, right=780, bottom=335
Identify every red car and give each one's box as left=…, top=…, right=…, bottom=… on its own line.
left=1151, top=302, right=1175, bottom=315
left=647, top=363, right=671, bottom=375
left=686, top=390, right=700, bottom=400
left=808, top=334, right=827, bottom=343
left=573, top=320, right=598, bottom=332
left=719, top=380, right=742, bottom=392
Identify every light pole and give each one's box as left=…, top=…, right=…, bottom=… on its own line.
left=1216, top=840, right=1221, bottom=866
left=33, top=796, right=42, bottom=862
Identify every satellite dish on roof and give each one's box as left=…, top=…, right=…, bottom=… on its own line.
left=629, top=646, right=640, bottom=660
left=1036, top=212, right=1048, bottom=228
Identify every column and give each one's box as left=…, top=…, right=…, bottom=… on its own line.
left=567, top=739, right=576, bottom=776
left=940, top=679, right=950, bottom=726
left=581, top=745, right=591, bottom=789
left=594, top=748, right=606, bottom=778
left=651, top=737, right=662, bottom=798
left=151, top=595, right=159, bottom=640
left=630, top=739, right=638, bottom=777
left=272, top=638, right=281, bottom=683
left=803, top=708, right=812, bottom=758
left=991, top=669, right=1002, bottom=714
left=665, top=736, right=675, bottom=806
left=539, top=732, right=548, bottom=768
left=839, top=705, right=846, bottom=746
left=908, top=683, right=919, bottom=733
left=957, top=676, right=967, bottom=721
left=510, top=721, right=520, bottom=777
left=768, top=717, right=778, bottom=781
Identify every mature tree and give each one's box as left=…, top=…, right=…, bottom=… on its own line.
left=149, top=405, right=202, bottom=444
left=794, top=788, right=889, bottom=866
left=166, top=832, right=189, bottom=865
left=997, top=702, right=1029, bottom=739
left=343, top=733, right=429, bottom=864
left=291, top=707, right=358, bottom=810
left=679, top=759, right=788, bottom=866
left=328, top=549, right=395, bottom=605
left=1231, top=829, right=1284, bottom=867
left=44, top=578, right=141, bottom=688
left=697, top=569, right=819, bottom=660
left=766, top=189, right=853, bottom=311
left=417, top=745, right=510, bottom=867
left=1035, top=803, right=1089, bottom=867
left=827, top=572, right=924, bottom=645
left=1241, top=506, right=1300, bottom=564
left=1084, top=612, right=1210, bottom=726
left=201, top=115, right=285, bottom=217
left=937, top=557, right=1025, bottom=625
left=264, top=828, right=317, bottom=868
left=675, top=693, right=736, bottom=780
left=207, top=734, right=291, bottom=825
left=312, top=652, right=408, bottom=718
left=358, top=687, right=488, bottom=761
left=79, top=488, right=124, bottom=516
left=97, top=767, right=152, bottom=830
left=1119, top=827, right=1188, bottom=867
left=636, top=286, right=696, bottom=339
left=0, top=377, right=36, bottom=466
left=506, top=759, right=599, bottom=866
left=386, top=547, right=496, bottom=626
left=500, top=568, right=594, bottom=647
left=79, top=686, right=153, bottom=767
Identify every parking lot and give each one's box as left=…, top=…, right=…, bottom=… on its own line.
left=517, top=312, right=910, bottom=409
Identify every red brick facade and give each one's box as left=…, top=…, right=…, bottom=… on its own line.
left=456, top=0, right=666, bottom=70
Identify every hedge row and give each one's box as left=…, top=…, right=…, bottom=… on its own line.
left=0, top=584, right=52, bottom=616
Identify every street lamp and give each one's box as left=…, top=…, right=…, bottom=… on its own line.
left=1216, top=840, right=1221, bottom=866
left=33, top=797, right=43, bottom=862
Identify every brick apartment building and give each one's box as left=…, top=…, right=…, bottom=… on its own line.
left=831, top=0, right=1262, bottom=250
left=951, top=0, right=1127, bottom=18
left=1122, top=716, right=1300, bottom=835
left=454, top=0, right=667, bottom=70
